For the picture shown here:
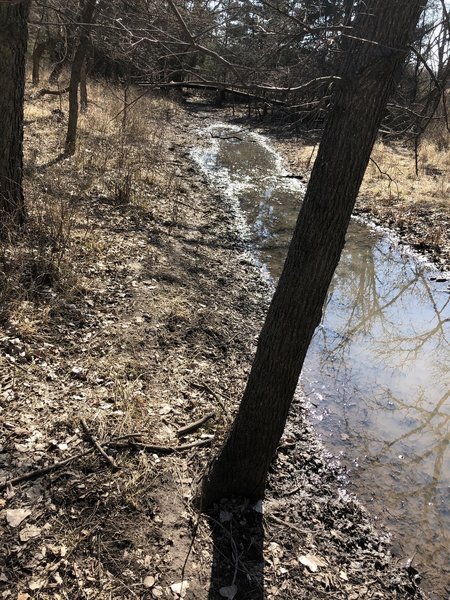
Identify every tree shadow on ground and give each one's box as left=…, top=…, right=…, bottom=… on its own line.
left=35, top=152, right=69, bottom=172
left=207, top=503, right=265, bottom=599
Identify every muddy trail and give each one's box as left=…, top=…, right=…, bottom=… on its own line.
left=0, top=93, right=441, bottom=599
left=191, top=115, right=450, bottom=598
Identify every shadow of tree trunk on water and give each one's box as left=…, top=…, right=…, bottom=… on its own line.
left=207, top=504, right=265, bottom=599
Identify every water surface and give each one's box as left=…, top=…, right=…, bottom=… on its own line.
left=194, top=125, right=450, bottom=598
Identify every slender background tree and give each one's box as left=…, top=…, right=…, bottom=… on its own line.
left=65, top=0, right=102, bottom=155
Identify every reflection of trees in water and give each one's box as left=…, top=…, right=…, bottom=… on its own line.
left=306, top=233, right=450, bottom=569
left=315, top=231, right=450, bottom=434
left=308, top=234, right=450, bottom=582
left=372, top=388, right=450, bottom=501
left=322, top=239, right=449, bottom=363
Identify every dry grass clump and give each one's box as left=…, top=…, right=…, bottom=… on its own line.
left=0, top=198, right=78, bottom=326
left=282, top=124, right=450, bottom=264
left=287, top=129, right=450, bottom=208
left=360, top=130, right=450, bottom=257
left=363, top=137, right=450, bottom=205
left=74, top=79, right=180, bottom=208
left=0, top=71, right=182, bottom=328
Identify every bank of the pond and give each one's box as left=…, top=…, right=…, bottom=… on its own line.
left=0, top=90, right=430, bottom=599
left=273, top=137, right=450, bottom=273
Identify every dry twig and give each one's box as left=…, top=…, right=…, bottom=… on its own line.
left=0, top=434, right=212, bottom=491
left=0, top=447, right=96, bottom=491
left=108, top=438, right=213, bottom=454
left=80, top=417, right=120, bottom=472
left=265, top=513, right=306, bottom=535
left=177, top=411, right=216, bottom=437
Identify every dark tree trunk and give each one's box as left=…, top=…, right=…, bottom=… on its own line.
left=80, top=57, right=88, bottom=113
left=200, top=0, right=426, bottom=508
left=64, top=0, right=98, bottom=155
left=32, top=40, right=47, bottom=86
left=0, top=0, right=29, bottom=229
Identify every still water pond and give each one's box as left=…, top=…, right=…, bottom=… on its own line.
left=193, top=124, right=450, bottom=598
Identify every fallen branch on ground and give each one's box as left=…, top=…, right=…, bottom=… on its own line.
left=81, top=418, right=120, bottom=471
left=0, top=447, right=96, bottom=492
left=177, top=411, right=216, bottom=437
left=0, top=434, right=213, bottom=490
left=30, top=86, right=70, bottom=99
left=108, top=438, right=213, bottom=454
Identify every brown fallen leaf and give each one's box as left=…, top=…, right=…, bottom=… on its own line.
left=19, top=525, right=41, bottom=542
left=6, top=508, right=31, bottom=528
left=144, top=575, right=155, bottom=588
left=298, top=553, right=327, bottom=572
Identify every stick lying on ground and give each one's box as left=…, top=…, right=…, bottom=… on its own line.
left=81, top=417, right=120, bottom=472
left=108, top=438, right=212, bottom=454
left=0, top=431, right=213, bottom=491
left=0, top=447, right=96, bottom=491
left=176, top=411, right=216, bottom=437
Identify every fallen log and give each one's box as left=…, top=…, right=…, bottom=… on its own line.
left=144, top=81, right=286, bottom=106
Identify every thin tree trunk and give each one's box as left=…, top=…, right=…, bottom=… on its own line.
left=122, top=80, right=130, bottom=132
left=32, top=40, right=47, bottom=86
left=200, top=0, right=425, bottom=507
left=64, top=0, right=98, bottom=155
left=48, top=23, right=76, bottom=85
left=0, top=0, right=30, bottom=229
left=80, top=57, right=88, bottom=113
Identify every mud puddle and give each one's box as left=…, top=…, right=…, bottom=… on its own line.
left=193, top=124, right=450, bottom=599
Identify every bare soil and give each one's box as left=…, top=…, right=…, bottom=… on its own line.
left=0, top=89, right=432, bottom=599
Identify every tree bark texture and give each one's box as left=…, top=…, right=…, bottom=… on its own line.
left=200, top=0, right=426, bottom=507
left=32, top=40, right=47, bottom=86
left=0, top=0, right=29, bottom=228
left=80, top=57, right=88, bottom=113
left=64, top=0, right=98, bottom=155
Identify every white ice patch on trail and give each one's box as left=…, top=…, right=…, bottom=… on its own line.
left=191, top=122, right=304, bottom=287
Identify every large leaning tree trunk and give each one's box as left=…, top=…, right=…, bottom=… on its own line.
left=0, top=0, right=30, bottom=229
left=200, top=0, right=426, bottom=508
left=64, top=0, right=99, bottom=155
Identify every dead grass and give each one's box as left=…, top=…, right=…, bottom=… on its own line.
left=287, top=134, right=450, bottom=207
left=0, top=72, right=182, bottom=326
left=364, top=139, right=450, bottom=205
left=281, top=127, right=450, bottom=267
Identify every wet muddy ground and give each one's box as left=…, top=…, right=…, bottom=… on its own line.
left=192, top=120, right=449, bottom=598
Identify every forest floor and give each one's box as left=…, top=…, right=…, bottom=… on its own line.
left=1, top=81, right=446, bottom=600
